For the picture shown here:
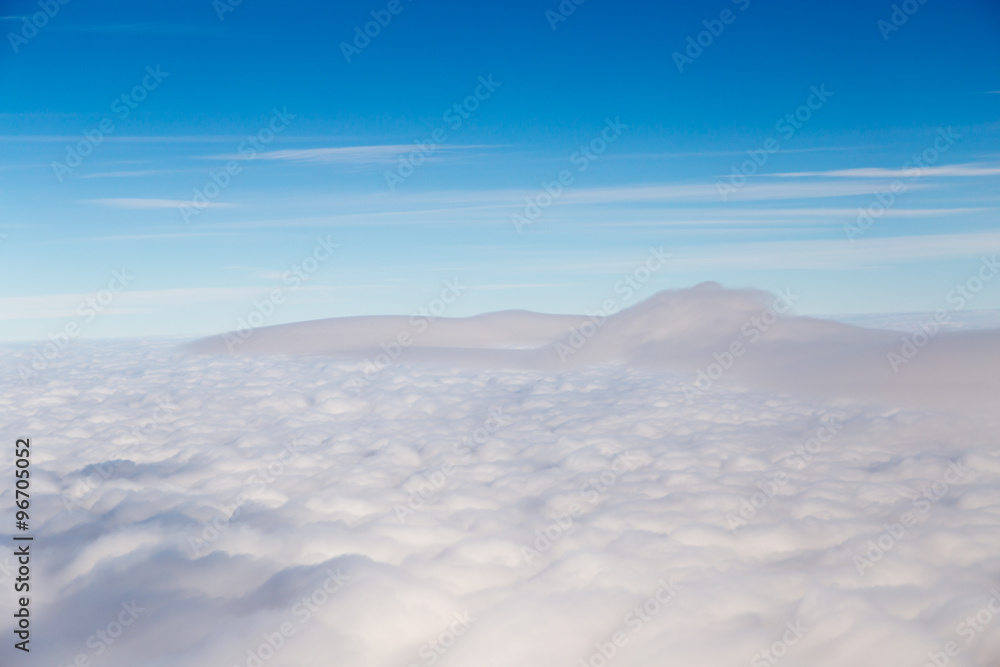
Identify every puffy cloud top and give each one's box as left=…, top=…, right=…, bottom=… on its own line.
left=2, top=285, right=999, bottom=665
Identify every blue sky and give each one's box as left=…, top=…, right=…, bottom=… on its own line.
left=1, top=0, right=999, bottom=340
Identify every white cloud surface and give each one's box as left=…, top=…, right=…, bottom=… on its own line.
left=2, top=285, right=1000, bottom=666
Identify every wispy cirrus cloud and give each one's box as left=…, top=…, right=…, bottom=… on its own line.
left=54, top=232, right=241, bottom=243
left=0, top=285, right=337, bottom=321
left=775, top=163, right=1000, bottom=178
left=0, top=135, right=246, bottom=143
left=208, top=144, right=496, bottom=165
left=557, top=179, right=922, bottom=204
left=85, top=198, right=237, bottom=209
left=81, top=169, right=191, bottom=179
left=666, top=229, right=1000, bottom=271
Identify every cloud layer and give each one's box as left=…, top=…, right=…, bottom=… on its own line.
left=2, top=286, right=1000, bottom=666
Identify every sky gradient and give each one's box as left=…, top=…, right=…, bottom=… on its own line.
left=1, top=0, right=999, bottom=340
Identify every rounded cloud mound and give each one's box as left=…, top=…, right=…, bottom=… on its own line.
left=190, top=283, right=1000, bottom=412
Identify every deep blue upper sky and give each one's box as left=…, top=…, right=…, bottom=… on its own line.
left=1, top=0, right=999, bottom=339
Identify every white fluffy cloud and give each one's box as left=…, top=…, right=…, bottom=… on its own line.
left=2, top=285, right=1000, bottom=666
